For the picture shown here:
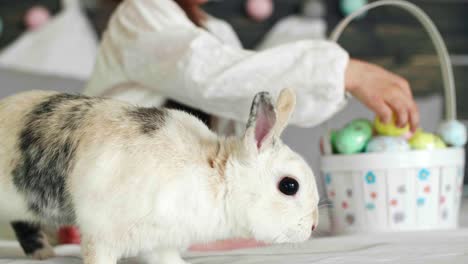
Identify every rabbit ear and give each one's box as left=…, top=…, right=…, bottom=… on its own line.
left=244, top=92, right=276, bottom=151
left=273, top=88, right=296, bottom=136
left=244, top=88, right=296, bottom=152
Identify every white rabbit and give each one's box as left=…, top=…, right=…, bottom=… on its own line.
left=0, top=88, right=319, bottom=264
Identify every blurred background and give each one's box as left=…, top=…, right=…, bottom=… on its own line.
left=1, top=0, right=466, bottom=174
left=1, top=0, right=468, bottom=98
left=0, top=0, right=467, bottom=208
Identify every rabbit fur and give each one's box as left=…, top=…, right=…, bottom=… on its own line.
left=0, top=88, right=319, bottom=264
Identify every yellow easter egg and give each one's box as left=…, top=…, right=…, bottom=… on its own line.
left=434, top=136, right=447, bottom=149
left=409, top=131, right=433, bottom=149
left=374, top=116, right=410, bottom=136
left=409, top=130, right=445, bottom=150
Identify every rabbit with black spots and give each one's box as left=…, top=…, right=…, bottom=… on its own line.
left=0, top=88, right=319, bottom=264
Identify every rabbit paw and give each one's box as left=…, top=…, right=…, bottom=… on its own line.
left=31, top=245, right=55, bottom=260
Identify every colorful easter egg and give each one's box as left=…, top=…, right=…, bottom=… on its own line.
left=347, top=119, right=373, bottom=133
left=374, top=116, right=410, bottom=136
left=435, top=135, right=447, bottom=148
left=340, top=0, right=368, bottom=17
left=409, top=130, right=446, bottom=150
left=437, top=120, right=467, bottom=147
left=246, top=0, right=274, bottom=22
left=334, top=119, right=372, bottom=154
left=24, top=6, right=51, bottom=30
left=365, top=136, right=410, bottom=153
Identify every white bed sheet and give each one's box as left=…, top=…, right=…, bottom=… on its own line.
left=1, top=197, right=467, bottom=264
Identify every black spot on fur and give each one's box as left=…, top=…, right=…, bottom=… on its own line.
left=12, top=93, right=98, bottom=225
left=10, top=221, right=44, bottom=255
left=60, top=100, right=95, bottom=131
left=127, top=107, right=167, bottom=134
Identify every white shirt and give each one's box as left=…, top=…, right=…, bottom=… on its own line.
left=84, top=0, right=349, bottom=132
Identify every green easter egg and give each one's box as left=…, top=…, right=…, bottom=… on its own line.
left=346, top=119, right=373, bottom=135
left=335, top=119, right=373, bottom=154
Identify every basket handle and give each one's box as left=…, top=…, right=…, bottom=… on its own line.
left=330, top=0, right=457, bottom=120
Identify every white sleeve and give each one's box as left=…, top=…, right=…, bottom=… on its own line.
left=85, top=0, right=349, bottom=127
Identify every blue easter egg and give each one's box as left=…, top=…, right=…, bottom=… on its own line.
left=437, top=120, right=467, bottom=147
left=366, top=136, right=410, bottom=153
left=340, top=0, right=368, bottom=17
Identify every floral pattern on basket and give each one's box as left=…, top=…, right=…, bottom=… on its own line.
left=323, top=165, right=465, bottom=233
left=419, top=169, right=430, bottom=181
left=365, top=172, right=376, bottom=184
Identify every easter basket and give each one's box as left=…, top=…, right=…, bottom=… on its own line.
left=321, top=0, right=466, bottom=234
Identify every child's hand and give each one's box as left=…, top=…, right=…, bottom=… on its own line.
left=345, top=59, right=419, bottom=132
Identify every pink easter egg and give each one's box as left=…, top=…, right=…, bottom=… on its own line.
left=24, top=6, right=50, bottom=30
left=246, top=0, right=274, bottom=22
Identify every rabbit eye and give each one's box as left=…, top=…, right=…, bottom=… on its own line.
left=278, top=177, right=299, bottom=196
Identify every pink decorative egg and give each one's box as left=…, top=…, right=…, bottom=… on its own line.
left=246, top=0, right=274, bottom=22
left=24, top=6, right=51, bottom=30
